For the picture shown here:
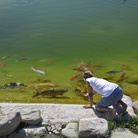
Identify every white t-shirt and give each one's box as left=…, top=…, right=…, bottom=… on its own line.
left=86, top=77, right=119, bottom=97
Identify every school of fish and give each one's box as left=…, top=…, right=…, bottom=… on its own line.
left=0, top=54, right=132, bottom=98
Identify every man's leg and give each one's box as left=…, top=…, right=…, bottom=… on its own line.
left=115, top=100, right=127, bottom=112
left=95, top=105, right=117, bottom=118
left=113, top=100, right=128, bottom=115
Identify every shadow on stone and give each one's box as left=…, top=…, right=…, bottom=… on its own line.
left=91, top=106, right=132, bottom=121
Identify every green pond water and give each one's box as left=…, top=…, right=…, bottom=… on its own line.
left=0, top=0, right=138, bottom=104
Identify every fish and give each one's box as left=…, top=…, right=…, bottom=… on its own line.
left=0, top=82, right=27, bottom=89
left=16, top=57, right=30, bottom=62
left=39, top=79, right=51, bottom=83
left=27, top=83, right=60, bottom=91
left=77, top=63, right=82, bottom=69
left=115, top=62, right=131, bottom=67
left=75, top=87, right=87, bottom=95
left=2, top=56, right=9, bottom=60
left=84, top=67, right=93, bottom=73
left=72, top=68, right=84, bottom=72
left=69, top=73, right=81, bottom=81
left=106, top=70, right=124, bottom=74
left=75, top=88, right=81, bottom=93
left=31, top=78, right=51, bottom=83
left=2, top=54, right=15, bottom=60
left=6, top=74, right=14, bottom=78
left=31, top=66, right=45, bottom=75
left=120, top=72, right=126, bottom=78
left=0, top=62, right=7, bottom=66
left=32, top=88, right=68, bottom=98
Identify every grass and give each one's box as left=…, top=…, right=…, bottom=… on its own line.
left=107, top=115, right=138, bottom=137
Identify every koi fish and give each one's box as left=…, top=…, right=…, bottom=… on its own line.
left=75, top=88, right=81, bottom=93
left=16, top=57, right=30, bottom=62
left=69, top=73, right=81, bottom=81
left=115, top=62, right=131, bottom=67
left=120, top=72, right=126, bottom=78
left=2, top=54, right=15, bottom=60
left=0, top=62, right=7, bottom=66
left=73, top=68, right=84, bottom=72
left=106, top=70, right=124, bottom=74
left=31, top=78, right=50, bottom=83
left=32, top=88, right=68, bottom=98
left=31, top=66, right=45, bottom=75
left=6, top=74, right=14, bottom=78
left=2, top=56, right=9, bottom=60
left=39, top=79, right=51, bottom=83
left=27, top=83, right=60, bottom=91
left=35, top=83, right=60, bottom=89
left=84, top=67, right=93, bottom=73
left=77, top=63, right=82, bottom=69
left=75, top=87, right=87, bottom=95
left=0, top=82, right=27, bottom=89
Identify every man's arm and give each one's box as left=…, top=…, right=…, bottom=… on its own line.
left=83, top=82, right=93, bottom=108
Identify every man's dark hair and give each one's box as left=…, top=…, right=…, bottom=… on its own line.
left=83, top=71, right=94, bottom=80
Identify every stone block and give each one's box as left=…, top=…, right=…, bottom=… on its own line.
left=132, top=101, right=138, bottom=114
left=0, top=112, right=21, bottom=137
left=62, top=123, right=78, bottom=138
left=79, top=118, right=108, bottom=138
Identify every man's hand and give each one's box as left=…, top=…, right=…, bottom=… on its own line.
left=83, top=93, right=89, bottom=96
left=83, top=105, right=92, bottom=109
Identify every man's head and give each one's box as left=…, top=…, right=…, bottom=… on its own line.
left=83, top=71, right=94, bottom=81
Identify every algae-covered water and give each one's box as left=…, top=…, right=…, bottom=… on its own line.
left=0, top=0, right=138, bottom=104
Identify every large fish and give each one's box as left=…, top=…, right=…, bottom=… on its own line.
left=32, top=88, right=68, bottom=97
left=0, top=82, right=27, bottom=89
left=106, top=70, right=124, bottom=74
left=31, top=66, right=45, bottom=75
left=27, top=83, right=60, bottom=91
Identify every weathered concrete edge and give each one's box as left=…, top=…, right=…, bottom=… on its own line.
left=0, top=103, right=83, bottom=107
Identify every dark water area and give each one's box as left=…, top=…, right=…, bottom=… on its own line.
left=0, top=0, right=138, bottom=104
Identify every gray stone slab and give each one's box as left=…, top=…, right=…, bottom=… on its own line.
left=111, top=128, right=138, bottom=138
left=62, top=123, right=78, bottom=138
